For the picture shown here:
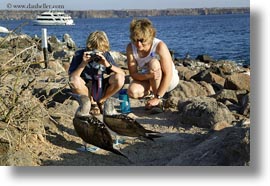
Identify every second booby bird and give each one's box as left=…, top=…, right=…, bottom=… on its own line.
left=103, top=97, right=161, bottom=141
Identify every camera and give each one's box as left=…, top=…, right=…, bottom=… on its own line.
left=90, top=53, right=101, bottom=62
left=86, top=51, right=102, bottom=62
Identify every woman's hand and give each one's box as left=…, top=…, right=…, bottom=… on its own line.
left=150, top=68, right=161, bottom=80
left=145, top=97, right=161, bottom=109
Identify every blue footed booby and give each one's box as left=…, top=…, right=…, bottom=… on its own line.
left=70, top=93, right=128, bottom=159
left=103, top=97, right=162, bottom=141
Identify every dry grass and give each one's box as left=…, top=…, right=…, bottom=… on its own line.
left=0, top=26, right=60, bottom=150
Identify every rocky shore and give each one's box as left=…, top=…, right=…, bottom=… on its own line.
left=0, top=32, right=250, bottom=166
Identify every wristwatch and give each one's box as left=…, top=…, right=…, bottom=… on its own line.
left=155, top=94, right=162, bottom=99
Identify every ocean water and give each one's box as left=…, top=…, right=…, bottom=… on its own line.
left=0, top=14, right=250, bottom=65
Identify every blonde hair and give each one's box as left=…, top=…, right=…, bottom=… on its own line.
left=130, top=18, right=156, bottom=43
left=86, top=31, right=110, bottom=52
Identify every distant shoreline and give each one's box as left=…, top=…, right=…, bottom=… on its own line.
left=0, top=7, right=249, bottom=20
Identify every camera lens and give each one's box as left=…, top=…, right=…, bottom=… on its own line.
left=91, top=53, right=101, bottom=61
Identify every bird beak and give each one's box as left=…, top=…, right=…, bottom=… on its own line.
left=67, top=92, right=81, bottom=101
left=108, top=97, right=123, bottom=103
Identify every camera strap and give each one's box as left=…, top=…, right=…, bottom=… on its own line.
left=92, top=70, right=103, bottom=102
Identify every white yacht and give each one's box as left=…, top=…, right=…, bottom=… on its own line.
left=33, top=11, right=74, bottom=26
left=0, top=26, right=10, bottom=33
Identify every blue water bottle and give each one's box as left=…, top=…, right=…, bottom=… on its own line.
left=118, top=89, right=131, bottom=114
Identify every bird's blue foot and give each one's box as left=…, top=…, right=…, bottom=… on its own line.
left=77, top=146, right=100, bottom=152
left=114, top=138, right=126, bottom=145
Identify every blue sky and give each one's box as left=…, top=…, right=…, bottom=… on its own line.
left=0, top=0, right=249, bottom=10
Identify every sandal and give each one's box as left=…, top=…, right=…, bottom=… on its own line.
left=144, top=91, right=154, bottom=99
left=90, top=103, right=100, bottom=115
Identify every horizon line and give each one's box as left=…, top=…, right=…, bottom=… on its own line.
left=0, top=7, right=250, bottom=11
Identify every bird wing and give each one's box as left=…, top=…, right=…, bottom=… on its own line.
left=73, top=116, right=113, bottom=148
left=104, top=114, right=148, bottom=137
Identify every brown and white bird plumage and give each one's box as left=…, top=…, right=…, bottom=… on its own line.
left=70, top=93, right=128, bottom=159
left=103, top=97, right=161, bottom=141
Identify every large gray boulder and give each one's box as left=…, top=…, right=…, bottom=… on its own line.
left=178, top=96, right=235, bottom=128
left=165, top=80, right=215, bottom=108
left=224, top=73, right=250, bottom=91
left=167, top=126, right=250, bottom=166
